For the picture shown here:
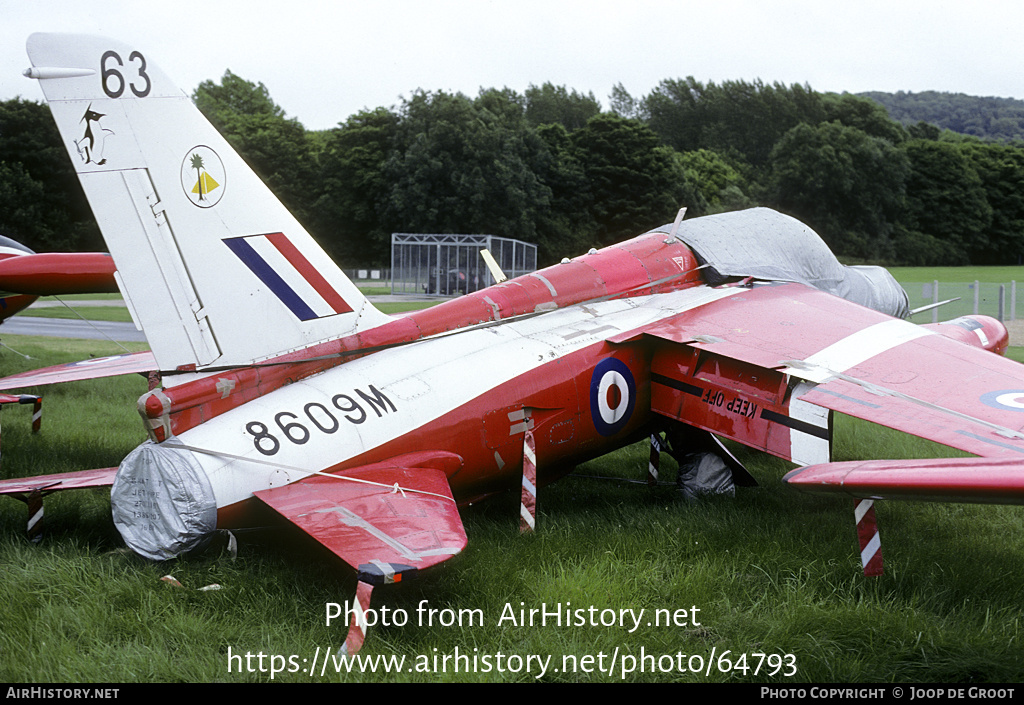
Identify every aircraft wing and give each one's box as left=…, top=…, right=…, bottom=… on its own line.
left=253, top=462, right=466, bottom=575
left=616, top=282, right=1024, bottom=473
left=252, top=454, right=467, bottom=652
left=783, top=457, right=1024, bottom=505
left=0, top=466, right=117, bottom=542
left=0, top=467, right=118, bottom=496
left=0, top=351, right=155, bottom=391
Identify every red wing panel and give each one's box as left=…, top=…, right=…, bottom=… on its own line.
left=253, top=465, right=467, bottom=576
left=0, top=351, right=155, bottom=391
left=614, top=283, right=897, bottom=370
left=0, top=467, right=117, bottom=496
left=620, top=282, right=1024, bottom=459
left=799, top=332, right=1024, bottom=459
left=784, top=458, right=1024, bottom=505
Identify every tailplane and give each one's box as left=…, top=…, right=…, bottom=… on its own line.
left=25, top=33, right=389, bottom=375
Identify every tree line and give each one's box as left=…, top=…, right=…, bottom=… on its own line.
left=862, top=90, right=1024, bottom=142
left=3, top=73, right=1024, bottom=268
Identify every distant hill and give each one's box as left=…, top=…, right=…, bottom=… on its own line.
left=860, top=90, right=1024, bottom=141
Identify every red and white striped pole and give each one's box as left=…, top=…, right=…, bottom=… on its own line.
left=339, top=580, right=374, bottom=657
left=31, top=397, right=41, bottom=434
left=648, top=433, right=662, bottom=487
left=855, top=498, right=883, bottom=577
left=27, top=489, right=44, bottom=544
left=521, top=428, right=537, bottom=532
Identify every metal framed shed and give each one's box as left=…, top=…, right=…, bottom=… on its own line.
left=390, top=233, right=538, bottom=296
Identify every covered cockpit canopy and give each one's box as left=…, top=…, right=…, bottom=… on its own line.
left=655, top=208, right=909, bottom=319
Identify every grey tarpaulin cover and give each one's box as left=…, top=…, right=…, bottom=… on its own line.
left=655, top=208, right=909, bottom=318
left=111, top=440, right=217, bottom=560
left=676, top=452, right=735, bottom=502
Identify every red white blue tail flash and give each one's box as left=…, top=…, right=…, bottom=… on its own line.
left=224, top=233, right=354, bottom=321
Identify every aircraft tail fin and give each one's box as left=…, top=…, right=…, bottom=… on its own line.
left=25, top=33, right=389, bottom=376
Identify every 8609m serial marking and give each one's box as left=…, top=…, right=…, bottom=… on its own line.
left=245, top=385, right=396, bottom=456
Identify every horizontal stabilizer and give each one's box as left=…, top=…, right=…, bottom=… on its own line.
left=253, top=454, right=467, bottom=575
left=0, top=351, right=155, bottom=391
left=784, top=457, right=1024, bottom=505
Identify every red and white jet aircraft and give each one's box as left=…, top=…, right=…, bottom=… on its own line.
left=3, top=33, right=1024, bottom=654
left=0, top=234, right=119, bottom=320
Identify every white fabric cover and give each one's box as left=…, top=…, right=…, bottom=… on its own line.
left=111, top=440, right=217, bottom=560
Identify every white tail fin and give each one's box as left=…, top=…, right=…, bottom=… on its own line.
left=25, top=33, right=389, bottom=373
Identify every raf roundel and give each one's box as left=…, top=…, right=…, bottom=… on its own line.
left=980, top=389, right=1024, bottom=412
left=590, top=358, right=636, bottom=436
left=180, top=145, right=225, bottom=208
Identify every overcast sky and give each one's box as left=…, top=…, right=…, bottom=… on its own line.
left=1, top=1, right=1023, bottom=131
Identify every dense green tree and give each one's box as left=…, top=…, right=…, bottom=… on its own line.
left=862, top=90, right=1024, bottom=141
left=907, top=120, right=941, bottom=141
left=894, top=140, right=992, bottom=265
left=644, top=77, right=827, bottom=173
left=0, top=98, right=100, bottom=251
left=312, top=108, right=400, bottom=266
left=0, top=161, right=49, bottom=245
left=532, top=122, right=594, bottom=261
left=822, top=93, right=907, bottom=143
left=193, top=70, right=285, bottom=121
left=571, top=114, right=698, bottom=246
left=676, top=148, right=751, bottom=214
left=643, top=77, right=708, bottom=158
left=524, top=83, right=601, bottom=131
left=608, top=83, right=644, bottom=120
left=959, top=141, right=1024, bottom=264
left=383, top=89, right=553, bottom=249
left=769, top=121, right=908, bottom=261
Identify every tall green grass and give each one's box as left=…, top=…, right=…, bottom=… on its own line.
left=0, top=336, right=1022, bottom=682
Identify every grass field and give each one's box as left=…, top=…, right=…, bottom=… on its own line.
left=0, top=332, right=1022, bottom=683
left=886, top=265, right=1024, bottom=283
left=17, top=305, right=136, bottom=323
left=356, top=286, right=394, bottom=296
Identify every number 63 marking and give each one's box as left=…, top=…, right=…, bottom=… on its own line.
left=101, top=50, right=151, bottom=98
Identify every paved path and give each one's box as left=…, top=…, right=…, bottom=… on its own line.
left=0, top=316, right=146, bottom=342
